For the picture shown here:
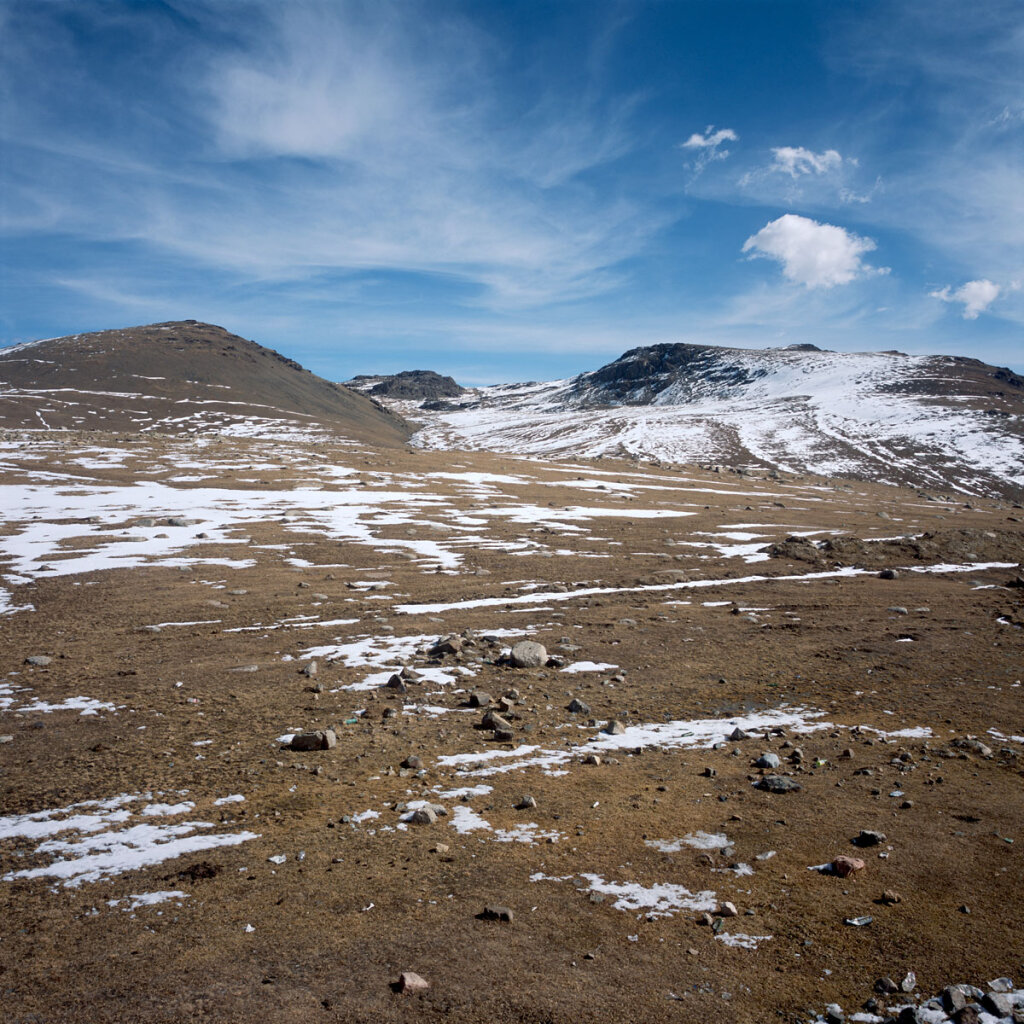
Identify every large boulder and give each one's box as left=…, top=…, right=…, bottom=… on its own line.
left=509, top=641, right=547, bottom=668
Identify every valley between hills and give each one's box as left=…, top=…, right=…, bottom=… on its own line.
left=0, top=323, right=1022, bottom=1024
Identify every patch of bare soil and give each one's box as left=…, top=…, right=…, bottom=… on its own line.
left=0, top=432, right=1021, bottom=1023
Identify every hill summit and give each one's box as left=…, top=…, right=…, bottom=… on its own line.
left=0, top=321, right=410, bottom=444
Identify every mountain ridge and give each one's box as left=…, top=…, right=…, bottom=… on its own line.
left=361, top=341, right=1024, bottom=500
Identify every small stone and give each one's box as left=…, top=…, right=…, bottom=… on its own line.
left=516, top=795, right=537, bottom=810
left=582, top=753, right=602, bottom=766
left=728, top=727, right=750, bottom=741
left=988, top=979, right=1014, bottom=994
left=942, top=978, right=966, bottom=1011
left=401, top=755, right=423, bottom=770
left=410, top=807, right=437, bottom=825
left=881, top=889, right=902, bottom=905
left=0, top=735, right=13, bottom=744
left=468, top=690, right=493, bottom=708
left=481, top=710, right=511, bottom=731
left=25, top=655, right=52, bottom=667
left=397, top=971, right=430, bottom=995
left=952, top=1008, right=981, bottom=1024
left=830, top=856, right=866, bottom=878
left=289, top=729, right=337, bottom=751
left=430, top=636, right=463, bottom=656
left=982, top=993, right=1012, bottom=1017
left=481, top=905, right=514, bottom=923
left=382, top=674, right=407, bottom=693
left=567, top=698, right=591, bottom=714
left=301, top=660, right=318, bottom=677
left=754, top=752, right=781, bottom=770
left=431, top=844, right=449, bottom=854
left=879, top=568, right=899, bottom=579
left=757, top=775, right=801, bottom=793
left=853, top=829, right=886, bottom=847
left=493, top=728, right=515, bottom=742
left=718, top=901, right=738, bottom=918
left=875, top=977, right=900, bottom=994
left=509, top=641, right=547, bottom=668
left=603, top=720, right=626, bottom=735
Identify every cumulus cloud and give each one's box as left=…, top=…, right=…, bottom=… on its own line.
left=742, top=214, right=884, bottom=289
left=770, top=146, right=842, bottom=178
left=930, top=279, right=1001, bottom=319
left=680, top=125, right=738, bottom=173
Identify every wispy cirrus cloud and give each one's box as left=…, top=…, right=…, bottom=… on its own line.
left=680, top=125, right=738, bottom=175
left=769, top=146, right=843, bottom=178
left=1, top=1, right=664, bottom=311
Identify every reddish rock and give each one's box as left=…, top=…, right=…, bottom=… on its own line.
left=831, top=855, right=866, bottom=878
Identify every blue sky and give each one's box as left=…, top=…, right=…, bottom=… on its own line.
left=1, top=0, right=1021, bottom=383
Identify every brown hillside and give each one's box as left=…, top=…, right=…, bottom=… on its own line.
left=0, top=321, right=411, bottom=446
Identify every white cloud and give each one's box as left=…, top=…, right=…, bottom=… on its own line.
left=930, top=279, right=1001, bottom=319
left=742, top=214, right=884, bottom=289
left=682, top=126, right=738, bottom=151
left=680, top=125, right=738, bottom=174
left=770, top=146, right=842, bottom=178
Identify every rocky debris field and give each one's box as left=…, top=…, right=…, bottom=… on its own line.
left=0, top=430, right=1022, bottom=1023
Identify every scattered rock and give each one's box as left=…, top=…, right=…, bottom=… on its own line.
left=853, top=829, right=886, bottom=847
left=24, top=655, right=52, bottom=667
left=754, top=752, right=781, bottom=770
left=881, top=890, right=903, bottom=905
left=830, top=856, right=865, bottom=878
left=516, top=795, right=537, bottom=810
left=757, top=775, right=801, bottom=793
left=878, top=568, right=899, bottom=579
left=397, top=971, right=430, bottom=995
left=301, top=660, right=318, bottom=678
left=401, top=755, right=423, bottom=770
left=718, top=901, right=738, bottom=918
left=953, top=737, right=993, bottom=757
left=481, top=710, right=511, bottom=732
left=567, top=698, right=591, bottom=714
left=603, top=720, right=626, bottom=735
left=480, top=905, right=514, bottom=923
left=582, top=753, right=602, bottom=766
left=469, top=690, right=493, bottom=708
left=982, top=993, right=1012, bottom=1017
left=509, top=641, right=548, bottom=668
left=382, top=674, right=407, bottom=693
left=728, top=727, right=750, bottom=741
left=942, top=986, right=970, bottom=1013
left=410, top=807, right=437, bottom=825
left=289, top=729, right=337, bottom=751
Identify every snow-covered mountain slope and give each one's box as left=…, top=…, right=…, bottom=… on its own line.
left=373, top=344, right=1024, bottom=500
